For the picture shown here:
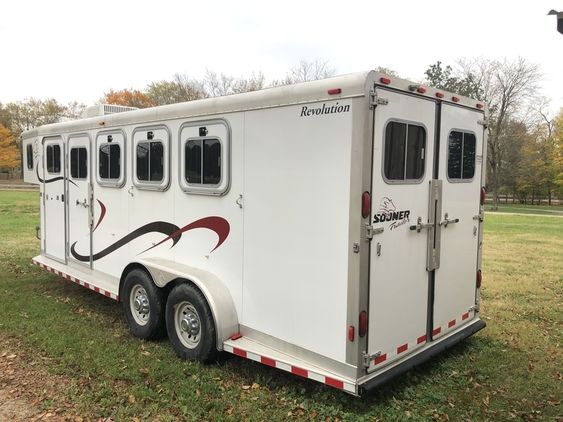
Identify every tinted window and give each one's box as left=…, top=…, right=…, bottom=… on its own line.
left=185, top=138, right=221, bottom=185
left=137, top=141, right=164, bottom=182
left=384, top=121, right=426, bottom=181
left=448, top=131, right=476, bottom=180
left=70, top=147, right=88, bottom=179
left=99, top=144, right=121, bottom=179
left=26, top=144, right=33, bottom=170
left=46, top=144, right=61, bottom=174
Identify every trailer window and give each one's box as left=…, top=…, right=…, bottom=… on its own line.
left=137, top=141, right=163, bottom=182
left=26, top=144, right=33, bottom=170
left=46, top=144, right=61, bottom=174
left=99, top=144, right=121, bottom=180
left=185, top=138, right=221, bottom=185
left=384, top=121, right=426, bottom=181
left=70, top=147, right=88, bottom=179
left=448, top=131, right=476, bottom=180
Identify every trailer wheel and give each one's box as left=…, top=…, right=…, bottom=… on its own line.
left=166, top=283, right=217, bottom=363
left=122, top=269, right=166, bottom=340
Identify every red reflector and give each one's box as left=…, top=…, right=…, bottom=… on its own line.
left=480, top=186, right=486, bottom=205
left=328, top=88, right=341, bottom=95
left=380, top=77, right=391, bottom=85
left=477, top=270, right=482, bottom=289
left=348, top=325, right=355, bottom=342
left=361, top=191, right=371, bottom=218
left=358, top=311, right=368, bottom=337
left=476, top=103, right=484, bottom=109
left=436, top=92, right=444, bottom=98
left=452, top=96, right=460, bottom=103
left=417, top=86, right=426, bottom=94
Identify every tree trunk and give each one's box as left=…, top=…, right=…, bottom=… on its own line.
left=492, top=164, right=499, bottom=211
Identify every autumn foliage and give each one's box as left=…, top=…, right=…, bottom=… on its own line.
left=0, top=124, right=20, bottom=169
left=101, top=89, right=155, bottom=109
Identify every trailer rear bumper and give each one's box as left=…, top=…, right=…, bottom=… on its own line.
left=359, top=318, right=486, bottom=395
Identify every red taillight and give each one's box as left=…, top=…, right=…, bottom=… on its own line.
left=380, top=77, right=391, bottom=85
left=452, top=96, right=460, bottom=103
left=476, top=270, right=482, bottom=289
left=361, top=191, right=371, bottom=219
left=436, top=92, right=444, bottom=98
left=348, top=325, right=355, bottom=342
left=417, top=86, right=427, bottom=94
left=480, top=186, right=486, bottom=205
left=328, top=88, right=341, bottom=95
left=476, top=103, right=484, bottom=109
left=359, top=311, right=368, bottom=337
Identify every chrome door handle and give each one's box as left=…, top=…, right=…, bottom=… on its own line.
left=409, top=217, right=433, bottom=233
left=439, top=213, right=459, bottom=227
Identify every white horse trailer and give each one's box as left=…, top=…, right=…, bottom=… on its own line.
left=22, top=71, right=487, bottom=395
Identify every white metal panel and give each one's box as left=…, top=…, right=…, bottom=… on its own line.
left=43, top=137, right=66, bottom=262
left=243, top=100, right=353, bottom=363
left=368, top=89, right=436, bottom=369
left=67, top=135, right=91, bottom=268
left=433, top=104, right=484, bottom=335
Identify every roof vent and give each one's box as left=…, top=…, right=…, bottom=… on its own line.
left=82, top=104, right=139, bottom=119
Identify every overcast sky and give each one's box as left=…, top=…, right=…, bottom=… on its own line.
left=1, top=0, right=562, bottom=114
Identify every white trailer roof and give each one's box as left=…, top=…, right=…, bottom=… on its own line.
left=22, top=70, right=486, bottom=140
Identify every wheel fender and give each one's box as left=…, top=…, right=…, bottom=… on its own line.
left=133, top=258, right=238, bottom=350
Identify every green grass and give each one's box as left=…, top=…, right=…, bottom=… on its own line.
left=486, top=202, right=563, bottom=216
left=0, top=192, right=562, bottom=421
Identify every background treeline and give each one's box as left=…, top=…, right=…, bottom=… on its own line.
left=0, top=58, right=561, bottom=209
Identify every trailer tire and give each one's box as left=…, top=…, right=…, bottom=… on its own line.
left=122, top=269, right=166, bottom=340
left=166, top=283, right=217, bottom=363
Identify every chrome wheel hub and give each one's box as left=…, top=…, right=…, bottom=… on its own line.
left=130, top=285, right=150, bottom=326
left=175, top=302, right=201, bottom=348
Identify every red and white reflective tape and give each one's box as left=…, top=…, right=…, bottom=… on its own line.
left=372, top=311, right=473, bottom=367
left=31, top=259, right=119, bottom=301
left=223, top=338, right=356, bottom=394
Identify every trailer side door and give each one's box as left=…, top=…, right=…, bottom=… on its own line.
left=43, top=136, right=66, bottom=263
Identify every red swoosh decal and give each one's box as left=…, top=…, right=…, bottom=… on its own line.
left=139, top=216, right=230, bottom=255
left=93, top=199, right=106, bottom=232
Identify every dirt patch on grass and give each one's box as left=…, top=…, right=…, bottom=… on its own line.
left=0, top=333, right=86, bottom=421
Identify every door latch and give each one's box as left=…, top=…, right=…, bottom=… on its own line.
left=409, top=217, right=433, bottom=233
left=362, top=351, right=382, bottom=368
left=439, top=213, right=460, bottom=227
left=366, top=224, right=384, bottom=240
left=76, top=198, right=88, bottom=208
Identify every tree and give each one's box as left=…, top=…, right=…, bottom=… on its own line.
left=271, top=59, right=336, bottom=86
left=146, top=74, right=206, bottom=105
left=101, top=89, right=155, bottom=108
left=0, top=125, right=19, bottom=170
left=375, top=66, right=400, bottom=78
left=457, top=57, right=540, bottom=210
left=552, top=109, right=563, bottom=196
left=423, top=61, right=481, bottom=97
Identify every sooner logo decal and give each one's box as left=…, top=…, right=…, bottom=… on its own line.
left=373, top=197, right=410, bottom=230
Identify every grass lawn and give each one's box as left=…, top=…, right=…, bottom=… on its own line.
left=485, top=202, right=563, bottom=216
left=0, top=191, right=561, bottom=421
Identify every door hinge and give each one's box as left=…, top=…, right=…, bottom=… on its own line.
left=366, top=224, right=384, bottom=240
left=362, top=351, right=381, bottom=368
left=370, top=90, right=388, bottom=109
left=478, top=118, right=489, bottom=128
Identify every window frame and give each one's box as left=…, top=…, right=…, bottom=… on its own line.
left=95, top=130, right=126, bottom=188
left=132, top=125, right=171, bottom=191
left=178, top=119, right=231, bottom=196
left=26, top=143, right=34, bottom=170
left=45, top=143, right=62, bottom=174
left=69, top=146, right=88, bottom=180
left=446, top=129, right=477, bottom=183
left=382, top=118, right=427, bottom=185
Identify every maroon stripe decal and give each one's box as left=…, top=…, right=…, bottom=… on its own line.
left=93, top=199, right=107, bottom=232
left=433, top=327, right=442, bottom=336
left=462, top=312, right=470, bottom=320
left=417, top=334, right=427, bottom=344
left=397, top=343, right=408, bottom=354
left=448, top=319, right=456, bottom=328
